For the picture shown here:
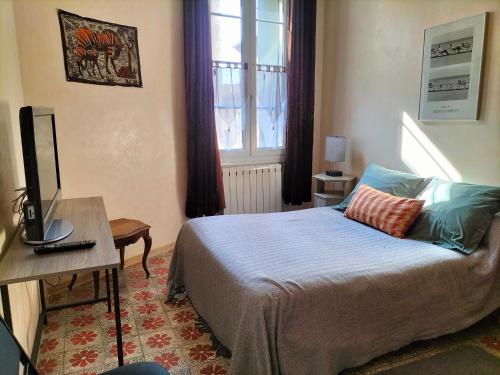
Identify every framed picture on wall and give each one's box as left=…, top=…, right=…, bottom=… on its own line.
left=58, top=9, right=143, bottom=88
left=418, top=13, right=487, bottom=121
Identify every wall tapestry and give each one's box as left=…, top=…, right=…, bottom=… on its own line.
left=419, top=13, right=486, bottom=120
left=58, top=9, right=142, bottom=87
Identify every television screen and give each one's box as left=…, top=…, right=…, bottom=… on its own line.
left=33, top=114, right=58, bottom=219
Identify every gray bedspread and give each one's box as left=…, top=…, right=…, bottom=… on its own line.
left=168, top=208, right=500, bottom=375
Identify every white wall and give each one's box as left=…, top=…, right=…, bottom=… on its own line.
left=320, top=0, right=500, bottom=186
left=0, top=0, right=40, bottom=354
left=13, top=0, right=188, bottom=259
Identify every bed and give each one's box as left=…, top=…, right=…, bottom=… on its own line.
left=167, top=207, right=500, bottom=375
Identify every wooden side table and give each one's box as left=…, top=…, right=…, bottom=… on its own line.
left=68, top=218, right=152, bottom=292
left=110, top=218, right=152, bottom=278
left=313, top=173, right=356, bottom=207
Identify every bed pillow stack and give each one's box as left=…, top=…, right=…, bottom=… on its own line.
left=345, top=184, right=424, bottom=238
left=334, top=163, right=432, bottom=212
left=336, top=164, right=500, bottom=253
left=406, top=179, right=500, bottom=254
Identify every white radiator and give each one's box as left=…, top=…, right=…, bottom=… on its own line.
left=222, top=164, right=282, bottom=214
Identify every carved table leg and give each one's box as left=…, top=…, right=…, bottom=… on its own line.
left=142, top=233, right=152, bottom=279
left=119, top=247, right=125, bottom=270
left=68, top=274, right=78, bottom=291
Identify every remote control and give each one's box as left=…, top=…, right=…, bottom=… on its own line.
left=34, top=240, right=96, bottom=255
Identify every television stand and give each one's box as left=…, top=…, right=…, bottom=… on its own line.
left=21, top=218, right=74, bottom=245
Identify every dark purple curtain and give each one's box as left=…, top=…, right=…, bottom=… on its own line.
left=183, top=0, right=225, bottom=218
left=283, top=0, right=317, bottom=205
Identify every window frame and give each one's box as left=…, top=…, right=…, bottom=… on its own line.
left=211, top=0, right=288, bottom=166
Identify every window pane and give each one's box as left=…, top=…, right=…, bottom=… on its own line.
left=211, top=0, right=241, bottom=17
left=256, top=20, right=285, bottom=66
left=256, top=70, right=287, bottom=148
left=211, top=15, right=242, bottom=62
left=213, top=67, right=245, bottom=150
left=256, top=0, right=285, bottom=23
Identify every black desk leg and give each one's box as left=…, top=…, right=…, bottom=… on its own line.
left=105, top=269, right=111, bottom=313
left=112, top=268, right=124, bottom=366
left=38, top=280, right=47, bottom=324
left=0, top=285, right=12, bottom=329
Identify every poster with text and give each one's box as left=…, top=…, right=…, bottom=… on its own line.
left=419, top=13, right=486, bottom=120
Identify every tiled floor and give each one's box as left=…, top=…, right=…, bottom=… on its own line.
left=36, top=251, right=500, bottom=375
left=36, top=253, right=229, bottom=375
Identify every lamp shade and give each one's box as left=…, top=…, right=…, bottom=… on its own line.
left=325, top=136, right=346, bottom=162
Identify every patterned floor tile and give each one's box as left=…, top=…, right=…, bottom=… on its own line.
left=67, top=287, right=96, bottom=304
left=103, top=336, right=142, bottom=365
left=130, top=300, right=164, bottom=317
left=181, top=343, right=217, bottom=368
left=101, top=318, right=138, bottom=340
left=100, top=306, right=132, bottom=324
left=42, top=320, right=66, bottom=338
left=46, top=309, right=66, bottom=321
left=149, top=266, right=169, bottom=278
left=125, top=277, right=155, bottom=291
left=144, top=348, right=190, bottom=373
left=148, top=256, right=169, bottom=267
left=39, top=335, right=65, bottom=356
left=65, top=313, right=100, bottom=332
left=192, top=358, right=230, bottom=375
left=174, top=324, right=211, bottom=347
left=139, top=328, right=181, bottom=353
left=65, top=327, right=104, bottom=352
left=135, top=313, right=169, bottom=334
left=37, top=353, right=65, bottom=375
left=64, top=361, right=115, bottom=375
left=129, top=288, right=159, bottom=303
left=167, top=307, right=198, bottom=328
left=163, top=296, right=191, bottom=311
left=63, top=344, right=106, bottom=374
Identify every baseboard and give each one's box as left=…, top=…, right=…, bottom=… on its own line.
left=45, top=243, right=174, bottom=296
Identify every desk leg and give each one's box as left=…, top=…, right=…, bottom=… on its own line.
left=38, top=280, right=47, bottom=324
left=112, top=268, right=123, bottom=366
left=92, top=271, right=100, bottom=300
left=0, top=285, right=12, bottom=329
left=105, top=269, right=111, bottom=313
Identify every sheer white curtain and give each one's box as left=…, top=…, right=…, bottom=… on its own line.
left=212, top=63, right=245, bottom=150
left=256, top=66, right=287, bottom=148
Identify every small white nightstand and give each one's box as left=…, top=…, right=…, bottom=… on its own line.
left=312, top=173, right=356, bottom=207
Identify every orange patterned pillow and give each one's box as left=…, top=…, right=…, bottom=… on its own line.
left=345, top=184, right=424, bottom=238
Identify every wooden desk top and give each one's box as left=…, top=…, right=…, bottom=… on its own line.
left=0, top=197, right=119, bottom=285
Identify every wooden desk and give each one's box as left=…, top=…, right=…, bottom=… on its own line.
left=0, top=197, right=125, bottom=366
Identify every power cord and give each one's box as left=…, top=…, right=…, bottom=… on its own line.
left=44, top=277, right=61, bottom=288
left=12, top=187, right=27, bottom=230
left=24, top=282, right=32, bottom=351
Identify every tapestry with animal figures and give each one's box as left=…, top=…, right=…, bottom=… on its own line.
left=58, top=9, right=142, bottom=87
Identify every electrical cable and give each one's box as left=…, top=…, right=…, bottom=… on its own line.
left=44, top=277, right=61, bottom=288
left=24, top=282, right=32, bottom=352
left=12, top=187, right=27, bottom=230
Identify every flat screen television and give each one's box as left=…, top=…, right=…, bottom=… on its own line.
left=19, top=106, right=73, bottom=244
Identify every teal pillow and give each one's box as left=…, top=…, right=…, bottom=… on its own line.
left=333, top=164, right=432, bottom=212
left=406, top=179, right=500, bottom=254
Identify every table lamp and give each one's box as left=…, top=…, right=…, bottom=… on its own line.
left=325, top=136, right=346, bottom=176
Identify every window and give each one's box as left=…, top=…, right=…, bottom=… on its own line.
left=210, top=0, right=287, bottom=164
